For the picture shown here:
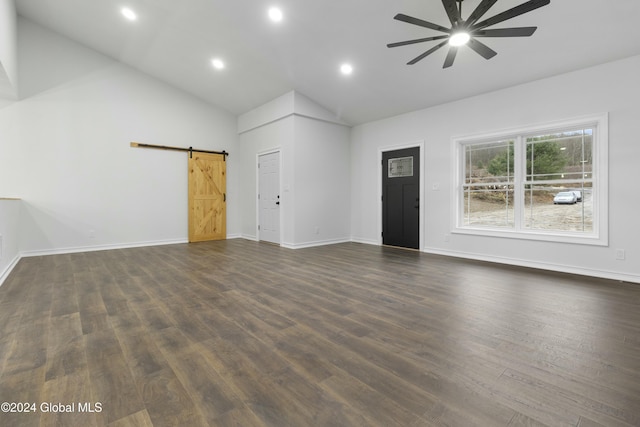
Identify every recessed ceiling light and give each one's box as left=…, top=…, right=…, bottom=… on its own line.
left=268, top=7, right=283, bottom=22
left=121, top=7, right=137, bottom=21
left=211, top=58, right=225, bottom=70
left=449, top=32, right=470, bottom=47
left=340, top=64, right=353, bottom=75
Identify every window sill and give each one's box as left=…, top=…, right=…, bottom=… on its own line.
left=453, top=226, right=607, bottom=246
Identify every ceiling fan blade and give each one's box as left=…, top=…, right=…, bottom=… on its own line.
left=473, top=27, right=537, bottom=37
left=387, top=35, right=449, bottom=48
left=394, top=13, right=451, bottom=34
left=467, top=38, right=498, bottom=60
left=443, top=47, right=458, bottom=68
left=441, top=0, right=461, bottom=26
left=407, top=40, right=449, bottom=65
left=465, top=0, right=499, bottom=26
left=471, top=0, right=551, bottom=31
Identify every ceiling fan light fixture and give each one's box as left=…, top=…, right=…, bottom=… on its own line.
left=121, top=7, right=137, bottom=21
left=388, top=0, right=550, bottom=68
left=268, top=7, right=283, bottom=22
left=449, top=32, right=470, bottom=47
left=211, top=58, right=225, bottom=70
left=340, top=64, right=353, bottom=75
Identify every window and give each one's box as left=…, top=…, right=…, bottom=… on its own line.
left=454, top=114, right=608, bottom=245
left=388, top=156, right=414, bottom=178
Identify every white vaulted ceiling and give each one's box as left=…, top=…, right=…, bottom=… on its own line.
left=15, top=0, right=640, bottom=124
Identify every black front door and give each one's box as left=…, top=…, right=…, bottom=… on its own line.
left=382, top=147, right=420, bottom=249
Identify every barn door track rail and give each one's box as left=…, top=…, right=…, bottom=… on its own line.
left=130, top=142, right=228, bottom=159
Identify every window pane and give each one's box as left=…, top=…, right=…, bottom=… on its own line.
left=523, top=183, right=593, bottom=232
left=526, top=129, right=593, bottom=182
left=465, top=141, right=514, bottom=184
left=388, top=156, right=413, bottom=178
left=463, top=186, right=514, bottom=228
left=524, top=129, right=594, bottom=233
left=463, top=140, right=515, bottom=228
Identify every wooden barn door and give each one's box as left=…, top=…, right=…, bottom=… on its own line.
left=188, top=152, right=226, bottom=242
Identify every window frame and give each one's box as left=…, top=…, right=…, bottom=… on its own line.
left=452, top=113, right=608, bottom=246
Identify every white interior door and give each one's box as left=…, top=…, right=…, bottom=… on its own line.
left=258, top=151, right=280, bottom=244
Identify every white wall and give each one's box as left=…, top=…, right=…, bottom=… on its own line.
left=238, top=91, right=294, bottom=134
left=351, top=54, right=640, bottom=283
left=0, top=0, right=18, bottom=99
left=0, top=19, right=239, bottom=255
left=238, top=115, right=295, bottom=242
left=238, top=91, right=351, bottom=248
left=292, top=115, right=350, bottom=246
left=0, top=199, right=20, bottom=285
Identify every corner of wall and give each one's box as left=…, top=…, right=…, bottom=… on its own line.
left=237, top=91, right=295, bottom=134
left=0, top=0, right=18, bottom=98
left=237, top=90, right=352, bottom=135
left=292, top=91, right=351, bottom=127
left=0, top=198, right=22, bottom=287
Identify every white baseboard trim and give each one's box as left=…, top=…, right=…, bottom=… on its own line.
left=0, top=254, right=21, bottom=287
left=20, top=238, right=189, bottom=258
left=226, top=233, right=243, bottom=240
left=240, top=234, right=258, bottom=242
left=350, top=237, right=380, bottom=246
left=281, top=237, right=351, bottom=250
left=423, top=247, right=640, bottom=284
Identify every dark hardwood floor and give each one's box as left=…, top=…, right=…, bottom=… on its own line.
left=0, top=240, right=639, bottom=427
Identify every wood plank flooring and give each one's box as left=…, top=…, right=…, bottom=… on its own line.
left=1, top=240, right=639, bottom=426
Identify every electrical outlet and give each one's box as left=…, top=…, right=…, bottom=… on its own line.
left=444, top=234, right=450, bottom=242
left=615, top=249, right=626, bottom=260
left=314, top=226, right=320, bottom=235
left=88, top=230, right=95, bottom=239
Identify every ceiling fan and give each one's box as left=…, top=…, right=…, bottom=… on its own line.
left=387, top=0, right=551, bottom=68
